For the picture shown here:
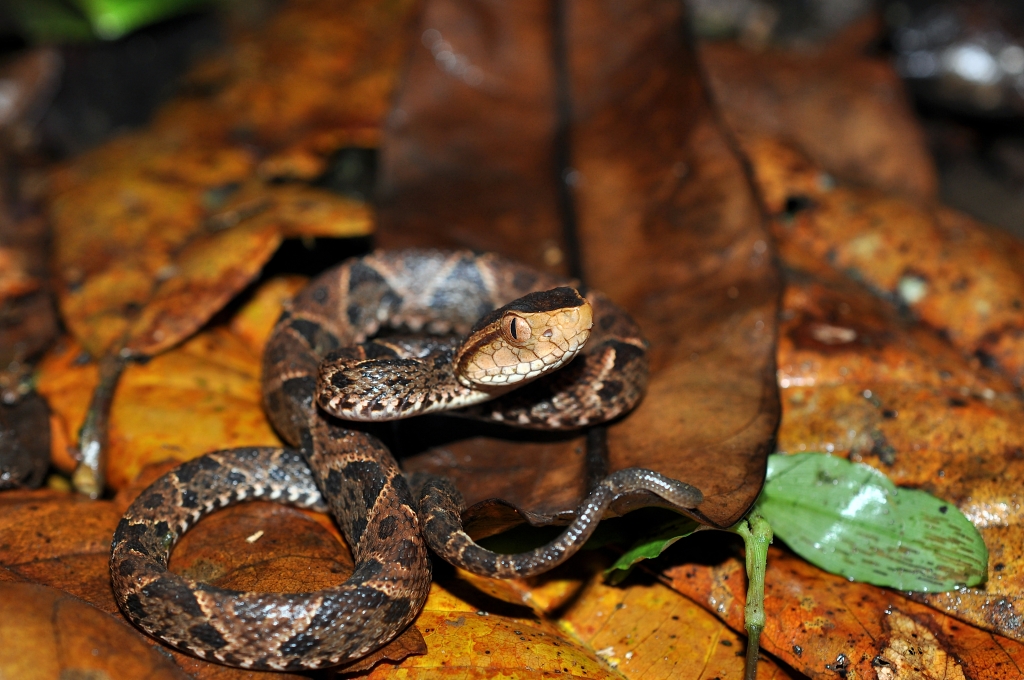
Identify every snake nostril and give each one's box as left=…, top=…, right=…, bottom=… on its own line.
left=543, top=329, right=553, bottom=338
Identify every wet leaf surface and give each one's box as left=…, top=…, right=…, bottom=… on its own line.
left=384, top=0, right=779, bottom=530
left=665, top=545, right=1024, bottom=680
left=751, top=136, right=1024, bottom=386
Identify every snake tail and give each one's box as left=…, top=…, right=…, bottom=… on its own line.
left=415, top=467, right=703, bottom=579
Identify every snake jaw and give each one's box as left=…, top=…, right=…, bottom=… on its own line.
left=457, top=294, right=593, bottom=388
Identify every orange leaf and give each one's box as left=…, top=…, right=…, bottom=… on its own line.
left=0, top=582, right=190, bottom=680
left=37, top=277, right=303, bottom=489
left=666, top=546, right=1024, bottom=679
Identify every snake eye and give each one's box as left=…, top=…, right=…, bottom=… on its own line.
left=501, top=314, right=532, bottom=345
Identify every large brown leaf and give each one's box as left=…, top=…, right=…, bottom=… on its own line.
left=381, top=0, right=779, bottom=529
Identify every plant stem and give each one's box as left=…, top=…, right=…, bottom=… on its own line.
left=732, top=512, right=773, bottom=680
left=72, top=352, right=125, bottom=498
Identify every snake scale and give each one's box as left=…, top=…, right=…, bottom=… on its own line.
left=110, top=249, right=703, bottom=670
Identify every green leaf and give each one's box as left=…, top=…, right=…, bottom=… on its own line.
left=755, top=453, right=988, bottom=592
left=71, top=0, right=211, bottom=40
left=8, top=0, right=211, bottom=43
left=603, top=514, right=701, bottom=584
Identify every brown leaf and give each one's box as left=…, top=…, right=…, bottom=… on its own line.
left=38, top=329, right=279, bottom=490
left=0, top=488, right=120, bottom=610
left=665, top=547, right=1024, bottom=680
left=382, top=0, right=779, bottom=528
left=749, top=141, right=1024, bottom=640
left=699, top=28, right=938, bottom=199
left=124, top=184, right=371, bottom=358
left=36, top=275, right=301, bottom=487
left=0, top=582, right=190, bottom=680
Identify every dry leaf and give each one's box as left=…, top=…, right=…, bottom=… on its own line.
left=37, top=278, right=295, bottom=489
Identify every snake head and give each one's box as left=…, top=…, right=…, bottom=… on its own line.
left=454, top=287, right=593, bottom=389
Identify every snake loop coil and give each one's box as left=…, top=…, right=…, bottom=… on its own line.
left=110, top=249, right=702, bottom=670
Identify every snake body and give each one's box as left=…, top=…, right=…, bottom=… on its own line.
left=110, top=249, right=702, bottom=670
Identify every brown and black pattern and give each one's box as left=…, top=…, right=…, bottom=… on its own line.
left=413, top=467, right=702, bottom=579
left=110, top=446, right=430, bottom=670
left=111, top=249, right=693, bottom=670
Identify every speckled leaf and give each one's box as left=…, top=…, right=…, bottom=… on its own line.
left=450, top=556, right=795, bottom=680
left=758, top=454, right=987, bottom=592
left=666, top=546, right=1024, bottom=680
left=749, top=136, right=1024, bottom=385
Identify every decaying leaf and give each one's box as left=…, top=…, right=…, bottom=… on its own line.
left=665, top=546, right=1024, bottom=680
left=752, top=136, right=1024, bottom=386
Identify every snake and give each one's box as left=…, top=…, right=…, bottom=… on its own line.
left=110, top=249, right=703, bottom=670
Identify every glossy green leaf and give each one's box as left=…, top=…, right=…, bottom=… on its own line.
left=756, top=453, right=988, bottom=592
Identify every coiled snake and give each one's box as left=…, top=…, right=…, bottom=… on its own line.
left=110, top=250, right=703, bottom=670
